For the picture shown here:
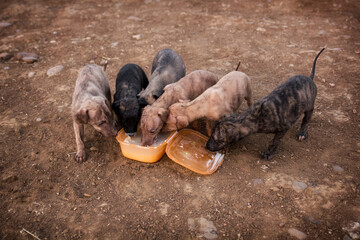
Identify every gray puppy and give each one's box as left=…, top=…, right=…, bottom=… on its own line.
left=71, top=64, right=117, bottom=163
left=138, top=48, right=186, bottom=106
left=206, top=48, right=325, bottom=160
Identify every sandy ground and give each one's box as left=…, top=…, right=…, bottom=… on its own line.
left=0, top=0, right=360, bottom=239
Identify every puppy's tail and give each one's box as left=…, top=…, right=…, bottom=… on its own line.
left=310, top=48, right=325, bottom=81
left=235, top=61, right=241, bottom=71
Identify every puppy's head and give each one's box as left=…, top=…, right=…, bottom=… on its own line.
left=77, top=98, right=117, bottom=137
left=140, top=107, right=169, bottom=146
left=112, top=97, right=140, bottom=136
left=206, top=117, right=249, bottom=152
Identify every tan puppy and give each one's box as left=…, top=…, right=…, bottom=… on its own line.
left=71, top=64, right=117, bottom=163
left=163, top=71, right=252, bottom=136
left=140, top=70, right=219, bottom=146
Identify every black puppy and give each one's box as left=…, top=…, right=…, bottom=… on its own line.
left=206, top=48, right=325, bottom=160
left=112, top=63, right=148, bottom=136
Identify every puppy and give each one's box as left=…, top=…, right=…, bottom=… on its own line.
left=71, top=64, right=117, bottom=163
left=138, top=48, right=186, bottom=106
left=140, top=70, right=219, bottom=146
left=163, top=71, right=253, bottom=136
left=206, top=48, right=325, bottom=160
left=112, top=63, right=148, bottom=136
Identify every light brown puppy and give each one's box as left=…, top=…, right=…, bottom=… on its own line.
left=140, top=70, right=219, bottom=146
left=163, top=71, right=252, bottom=136
left=71, top=64, right=117, bottom=163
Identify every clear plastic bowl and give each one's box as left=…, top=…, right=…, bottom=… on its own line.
left=165, top=129, right=225, bottom=175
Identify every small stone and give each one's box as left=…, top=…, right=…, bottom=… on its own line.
left=292, top=181, right=308, bottom=192
left=28, top=72, right=35, bottom=78
left=36, top=117, right=42, bottom=122
left=90, top=146, right=99, bottom=151
left=253, top=178, right=264, bottom=186
left=353, top=109, right=357, bottom=114
left=132, top=34, right=141, bottom=40
left=0, top=22, right=12, bottom=27
left=83, top=193, right=91, bottom=198
left=22, top=56, right=38, bottom=63
left=288, top=228, right=307, bottom=240
left=128, top=16, right=141, bottom=21
left=50, top=40, right=56, bottom=43
left=329, top=83, right=335, bottom=87
left=15, top=52, right=38, bottom=62
left=111, top=42, right=119, bottom=48
left=47, top=65, right=64, bottom=77
left=333, top=165, right=344, bottom=172
left=0, top=52, right=13, bottom=61
left=256, top=27, right=266, bottom=32
left=289, top=64, right=294, bottom=67
left=100, top=59, right=108, bottom=66
left=4, top=66, right=9, bottom=70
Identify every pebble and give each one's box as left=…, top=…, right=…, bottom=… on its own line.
left=15, top=52, right=38, bottom=63
left=256, top=27, right=266, bottom=32
left=288, top=228, right=307, bottom=239
left=132, top=34, right=141, bottom=40
left=47, top=65, right=64, bottom=77
left=28, top=72, right=35, bottom=78
left=50, top=40, right=56, bottom=43
left=292, top=181, right=308, bottom=192
left=0, top=22, right=12, bottom=27
left=253, top=178, right=264, bottom=186
left=329, top=83, right=335, bottom=87
left=4, top=66, right=9, bottom=70
left=128, top=16, right=141, bottom=21
left=36, top=117, right=42, bottom=122
left=332, top=165, right=344, bottom=172
left=111, top=42, right=119, bottom=48
left=0, top=52, right=13, bottom=61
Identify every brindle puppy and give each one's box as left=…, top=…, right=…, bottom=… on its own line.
left=206, top=48, right=325, bottom=160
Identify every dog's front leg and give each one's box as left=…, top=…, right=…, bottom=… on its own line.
left=73, top=121, right=86, bottom=163
left=261, top=131, right=287, bottom=160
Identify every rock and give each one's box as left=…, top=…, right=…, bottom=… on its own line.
left=0, top=22, right=12, bottom=27
left=332, top=165, right=344, bottom=172
left=292, top=181, right=308, bottom=192
left=0, top=52, right=13, bottom=61
left=111, top=42, right=119, bottom=48
left=90, top=146, right=99, bottom=151
left=28, top=72, right=35, bottom=78
left=253, top=178, right=264, bottom=186
left=36, top=117, right=42, bottom=122
left=353, top=109, right=357, bottom=114
left=132, top=34, right=141, bottom=40
left=15, top=52, right=38, bottom=63
left=128, top=16, right=141, bottom=21
left=288, top=228, right=307, bottom=240
left=329, top=83, right=335, bottom=87
left=4, top=66, right=9, bottom=70
left=47, top=65, right=64, bottom=77
left=256, top=27, right=266, bottom=32
left=22, top=56, right=38, bottom=63
left=50, top=40, right=56, bottom=43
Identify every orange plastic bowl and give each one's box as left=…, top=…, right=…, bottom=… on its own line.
left=116, top=129, right=177, bottom=163
left=165, top=129, right=225, bottom=175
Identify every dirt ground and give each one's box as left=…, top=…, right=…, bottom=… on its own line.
left=0, top=0, right=359, bottom=239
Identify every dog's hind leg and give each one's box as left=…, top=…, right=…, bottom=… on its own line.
left=261, top=131, right=287, bottom=160
left=297, top=109, right=314, bottom=141
left=74, top=122, right=86, bottom=163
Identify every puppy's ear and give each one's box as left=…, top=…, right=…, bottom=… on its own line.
left=158, top=108, right=169, bottom=122
left=75, top=108, right=89, bottom=124
left=176, top=116, right=189, bottom=129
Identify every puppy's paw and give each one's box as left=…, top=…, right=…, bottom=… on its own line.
left=297, top=132, right=307, bottom=141
left=261, top=151, right=273, bottom=161
left=75, top=151, right=86, bottom=163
